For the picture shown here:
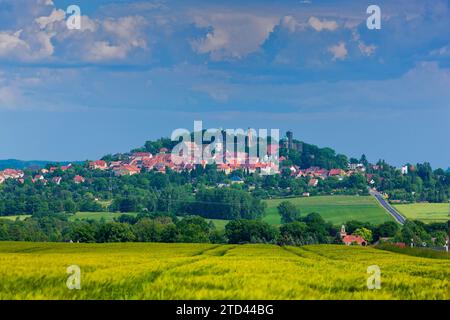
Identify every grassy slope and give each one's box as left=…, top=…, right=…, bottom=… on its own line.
left=393, top=203, right=449, bottom=223
left=264, top=195, right=393, bottom=226
left=0, top=242, right=448, bottom=300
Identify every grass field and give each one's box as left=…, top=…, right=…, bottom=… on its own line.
left=263, top=195, right=393, bottom=226
left=0, top=242, right=448, bottom=300
left=69, top=212, right=138, bottom=222
left=0, top=215, right=31, bottom=221
left=393, top=203, right=449, bottom=223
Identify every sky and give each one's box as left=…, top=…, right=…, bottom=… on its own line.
left=0, top=0, right=449, bottom=168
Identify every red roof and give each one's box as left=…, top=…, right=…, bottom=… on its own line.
left=342, top=235, right=367, bottom=245
left=329, top=169, right=344, bottom=176
left=73, top=175, right=85, bottom=183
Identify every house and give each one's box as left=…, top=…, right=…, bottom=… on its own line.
left=302, top=192, right=310, bottom=197
left=89, top=160, right=108, bottom=170
left=49, top=167, right=58, bottom=173
left=52, top=177, right=62, bottom=185
left=339, top=225, right=367, bottom=246
left=328, top=169, right=345, bottom=177
left=230, top=176, right=244, bottom=184
left=1, top=169, right=24, bottom=179
left=33, top=175, right=47, bottom=184
left=61, top=164, right=72, bottom=171
left=342, top=235, right=368, bottom=246
left=73, top=175, right=85, bottom=184
left=131, top=152, right=152, bottom=161
left=109, top=161, right=122, bottom=168
left=401, top=165, right=408, bottom=175
left=113, top=165, right=141, bottom=176
left=308, top=178, right=318, bottom=187
left=348, top=163, right=365, bottom=170
left=0, top=175, right=5, bottom=184
left=34, top=174, right=45, bottom=181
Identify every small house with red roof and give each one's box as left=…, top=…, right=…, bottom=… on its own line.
left=73, top=175, right=85, bottom=184
left=89, top=160, right=108, bottom=170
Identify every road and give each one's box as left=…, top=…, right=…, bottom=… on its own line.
left=369, top=189, right=406, bottom=225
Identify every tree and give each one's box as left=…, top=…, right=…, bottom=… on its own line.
left=175, top=216, right=211, bottom=243
left=353, top=227, right=373, bottom=243
left=377, top=221, right=399, bottom=238
left=63, top=200, right=78, bottom=214
left=96, top=222, right=136, bottom=242
left=65, top=222, right=96, bottom=243
left=225, top=220, right=278, bottom=244
left=277, top=201, right=301, bottom=223
left=278, top=221, right=310, bottom=245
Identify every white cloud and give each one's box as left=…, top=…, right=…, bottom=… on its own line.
left=280, top=16, right=302, bottom=33
left=191, top=12, right=279, bottom=60
left=84, top=41, right=128, bottom=61
left=308, top=16, right=338, bottom=31
left=80, top=16, right=148, bottom=62
left=0, top=31, right=29, bottom=57
left=328, top=42, right=347, bottom=60
left=35, top=9, right=65, bottom=30
left=430, top=44, right=450, bottom=56
left=358, top=42, right=376, bottom=56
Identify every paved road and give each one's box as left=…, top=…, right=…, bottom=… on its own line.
left=369, top=189, right=406, bottom=225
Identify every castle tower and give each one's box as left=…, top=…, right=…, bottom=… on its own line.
left=286, top=131, right=293, bottom=150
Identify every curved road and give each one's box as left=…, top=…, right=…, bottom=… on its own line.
left=370, top=189, right=406, bottom=225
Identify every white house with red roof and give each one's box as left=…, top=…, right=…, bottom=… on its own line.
left=73, top=175, right=85, bottom=184
left=113, top=165, right=141, bottom=176
left=89, top=160, right=108, bottom=170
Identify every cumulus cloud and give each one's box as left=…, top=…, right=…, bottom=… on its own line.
left=191, top=12, right=279, bottom=60
left=328, top=42, right=347, bottom=60
left=0, top=1, right=148, bottom=63
left=308, top=16, right=338, bottom=31
left=80, top=16, right=148, bottom=62
left=0, top=31, right=29, bottom=57
left=280, top=16, right=302, bottom=33
left=35, top=9, right=65, bottom=30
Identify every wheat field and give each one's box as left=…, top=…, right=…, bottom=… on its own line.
left=0, top=242, right=448, bottom=300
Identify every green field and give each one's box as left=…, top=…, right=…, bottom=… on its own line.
left=394, top=203, right=449, bottom=223
left=69, top=212, right=138, bottom=222
left=0, top=215, right=32, bottom=221
left=264, top=195, right=393, bottom=226
left=0, top=242, right=448, bottom=300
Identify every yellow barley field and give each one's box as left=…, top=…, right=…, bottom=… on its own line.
left=0, top=242, right=448, bottom=300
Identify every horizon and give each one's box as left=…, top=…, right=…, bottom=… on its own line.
left=0, top=0, right=449, bottom=168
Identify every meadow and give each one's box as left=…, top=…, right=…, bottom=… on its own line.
left=0, top=242, right=448, bottom=300
left=393, top=203, right=449, bottom=223
left=263, top=195, right=393, bottom=226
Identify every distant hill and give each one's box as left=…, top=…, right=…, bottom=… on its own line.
left=0, top=159, right=79, bottom=170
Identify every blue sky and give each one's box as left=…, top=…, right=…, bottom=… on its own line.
left=0, top=0, right=449, bottom=168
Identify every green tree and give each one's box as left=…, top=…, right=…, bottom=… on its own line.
left=277, top=201, right=301, bottom=223
left=353, top=227, right=373, bottom=243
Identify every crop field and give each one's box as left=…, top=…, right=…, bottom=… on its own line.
left=0, top=242, right=448, bottom=300
left=264, top=195, right=393, bottom=226
left=393, top=203, right=449, bottom=223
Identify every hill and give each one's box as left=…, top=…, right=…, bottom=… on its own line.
left=0, top=242, right=448, bottom=299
